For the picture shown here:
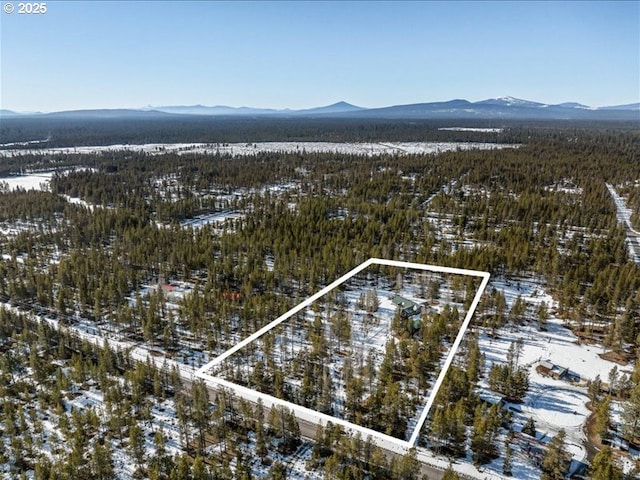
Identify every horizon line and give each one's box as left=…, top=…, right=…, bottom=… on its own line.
left=3, top=96, right=640, bottom=115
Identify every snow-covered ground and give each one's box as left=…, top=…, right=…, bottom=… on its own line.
left=61, top=194, right=101, bottom=211
left=0, top=168, right=95, bottom=194
left=607, top=184, right=638, bottom=232
left=0, top=219, right=52, bottom=237
left=179, top=210, right=244, bottom=229
left=6, top=271, right=621, bottom=478
left=475, top=276, right=636, bottom=477
left=0, top=313, right=186, bottom=480
left=205, top=261, right=480, bottom=451
left=0, top=141, right=519, bottom=158
left=0, top=172, right=54, bottom=191
left=438, top=127, right=504, bottom=133
left=0, top=136, right=50, bottom=147
left=607, top=183, right=640, bottom=264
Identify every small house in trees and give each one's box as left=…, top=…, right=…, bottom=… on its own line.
left=538, top=359, right=568, bottom=380
left=391, top=295, right=421, bottom=319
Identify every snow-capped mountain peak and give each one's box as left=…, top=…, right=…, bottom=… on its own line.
left=477, top=96, right=548, bottom=108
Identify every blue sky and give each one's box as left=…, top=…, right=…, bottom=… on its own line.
left=1, top=1, right=638, bottom=112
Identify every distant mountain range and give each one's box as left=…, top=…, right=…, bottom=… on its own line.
left=2, top=97, right=639, bottom=121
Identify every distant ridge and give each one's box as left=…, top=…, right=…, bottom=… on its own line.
left=41, top=108, right=176, bottom=119
left=292, top=101, right=365, bottom=115
left=146, top=101, right=364, bottom=116
left=553, top=102, right=593, bottom=110
left=2, top=98, right=638, bottom=121
left=339, top=98, right=638, bottom=120
left=148, top=105, right=283, bottom=116
left=600, top=103, right=640, bottom=111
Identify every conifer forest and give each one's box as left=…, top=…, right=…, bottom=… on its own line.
left=0, top=119, right=639, bottom=479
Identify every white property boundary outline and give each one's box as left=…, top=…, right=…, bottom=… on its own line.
left=195, top=258, right=490, bottom=454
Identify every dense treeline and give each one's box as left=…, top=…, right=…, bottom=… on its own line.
left=1, top=131, right=638, bottom=348
left=1, top=116, right=516, bottom=148
left=2, top=115, right=637, bottom=149
left=1, top=131, right=638, bottom=361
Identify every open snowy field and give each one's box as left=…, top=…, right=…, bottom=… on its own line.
left=0, top=167, right=95, bottom=193
left=0, top=141, right=519, bottom=158
left=0, top=172, right=54, bottom=191
left=438, top=127, right=504, bottom=133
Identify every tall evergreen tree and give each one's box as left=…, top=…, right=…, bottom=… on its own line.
left=589, top=446, right=623, bottom=480
left=541, top=429, right=568, bottom=480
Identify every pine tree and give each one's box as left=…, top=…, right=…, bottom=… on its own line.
left=465, top=333, right=484, bottom=383
left=470, top=403, right=500, bottom=464
left=589, top=446, right=623, bottom=480
left=192, top=456, right=208, bottom=480
left=588, top=375, right=602, bottom=404
left=431, top=400, right=466, bottom=457
left=621, top=382, right=640, bottom=441
left=522, top=417, right=536, bottom=437
left=89, top=441, right=114, bottom=480
left=394, top=447, right=421, bottom=480
left=441, top=465, right=460, bottom=480
left=318, top=365, right=333, bottom=414
left=128, top=423, right=146, bottom=471
left=471, top=403, right=490, bottom=465
left=323, top=454, right=341, bottom=479
left=594, top=395, right=611, bottom=442
left=541, top=429, right=568, bottom=480
left=488, top=361, right=529, bottom=402
left=174, top=454, right=193, bottom=480
left=191, top=380, right=210, bottom=456
left=503, top=443, right=513, bottom=476
left=608, top=366, right=619, bottom=397
left=537, top=301, right=549, bottom=330
left=506, top=338, right=524, bottom=369
left=365, top=288, right=379, bottom=313
left=509, top=295, right=527, bottom=324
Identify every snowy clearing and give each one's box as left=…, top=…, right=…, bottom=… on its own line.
left=0, top=141, right=519, bottom=158
left=0, top=172, right=54, bottom=191
left=438, top=127, right=504, bottom=133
